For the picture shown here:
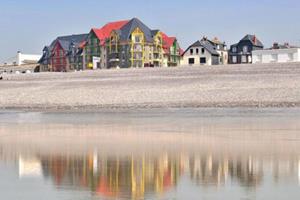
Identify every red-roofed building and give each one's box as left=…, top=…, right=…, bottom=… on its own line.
left=84, top=20, right=129, bottom=69
left=161, top=32, right=182, bottom=67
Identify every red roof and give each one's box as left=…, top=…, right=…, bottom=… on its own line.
left=92, top=20, right=129, bottom=45
left=161, top=32, right=176, bottom=49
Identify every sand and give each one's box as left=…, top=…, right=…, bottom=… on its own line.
left=0, top=63, right=300, bottom=110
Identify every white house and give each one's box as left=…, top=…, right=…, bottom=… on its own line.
left=252, top=43, right=300, bottom=64
left=182, top=40, right=219, bottom=66
left=182, top=37, right=227, bottom=66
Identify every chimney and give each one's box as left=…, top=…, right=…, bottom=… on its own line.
left=284, top=42, right=290, bottom=48
left=253, top=35, right=257, bottom=44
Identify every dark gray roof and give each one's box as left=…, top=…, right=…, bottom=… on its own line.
left=39, top=34, right=87, bottom=63
left=38, top=46, right=51, bottom=64
left=151, top=30, right=160, bottom=37
left=241, top=34, right=263, bottom=47
left=184, top=40, right=219, bottom=56
left=118, top=18, right=153, bottom=42
left=56, top=34, right=88, bottom=51
left=205, top=38, right=227, bottom=51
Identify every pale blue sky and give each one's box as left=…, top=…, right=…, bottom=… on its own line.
left=0, top=0, right=300, bottom=62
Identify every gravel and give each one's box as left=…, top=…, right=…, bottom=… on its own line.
left=0, top=63, right=300, bottom=110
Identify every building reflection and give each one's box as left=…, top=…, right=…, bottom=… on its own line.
left=5, top=151, right=300, bottom=199
left=39, top=153, right=181, bottom=199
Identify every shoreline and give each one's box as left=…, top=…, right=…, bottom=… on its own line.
left=1, top=101, right=300, bottom=112
left=1, top=63, right=300, bottom=111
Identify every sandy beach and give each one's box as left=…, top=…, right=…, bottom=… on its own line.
left=0, top=63, right=300, bottom=110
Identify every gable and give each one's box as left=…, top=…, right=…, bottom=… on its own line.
left=52, top=41, right=64, bottom=53
left=183, top=40, right=219, bottom=56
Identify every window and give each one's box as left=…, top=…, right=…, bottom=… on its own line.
left=188, top=58, right=195, bottom=65
left=232, top=56, right=237, bottom=63
left=201, top=48, right=205, bottom=54
left=241, top=55, right=247, bottom=63
left=190, top=49, right=194, bottom=55
left=196, top=48, right=199, bottom=54
left=200, top=57, right=206, bottom=64
left=243, top=46, right=248, bottom=53
left=135, top=36, right=141, bottom=43
left=232, top=47, right=237, bottom=53
left=94, top=38, right=98, bottom=45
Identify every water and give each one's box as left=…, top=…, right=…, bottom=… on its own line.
left=1, top=108, right=300, bottom=200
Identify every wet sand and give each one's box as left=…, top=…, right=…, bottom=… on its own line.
left=0, top=63, right=300, bottom=110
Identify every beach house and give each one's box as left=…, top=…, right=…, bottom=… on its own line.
left=39, top=34, right=88, bottom=72
left=106, top=18, right=182, bottom=68
left=50, top=34, right=87, bottom=72
left=252, top=43, right=300, bottom=64
left=206, top=37, right=228, bottom=65
left=228, top=34, right=264, bottom=64
left=182, top=37, right=226, bottom=66
left=161, top=32, right=182, bottom=67
left=84, top=20, right=129, bottom=70
left=38, top=18, right=182, bottom=71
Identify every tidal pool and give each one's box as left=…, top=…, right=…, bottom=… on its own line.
left=0, top=108, right=300, bottom=200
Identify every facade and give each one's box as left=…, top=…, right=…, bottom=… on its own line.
left=107, top=18, right=181, bottom=68
left=38, top=46, right=51, bottom=72
left=162, top=33, right=182, bottom=67
left=228, top=34, right=264, bottom=64
left=252, top=43, right=300, bottom=64
left=182, top=38, right=221, bottom=66
left=48, top=34, right=87, bottom=72
left=206, top=37, right=228, bottom=65
left=38, top=18, right=182, bottom=71
left=84, top=20, right=129, bottom=70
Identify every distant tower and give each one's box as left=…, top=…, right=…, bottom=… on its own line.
left=16, top=51, right=22, bottom=66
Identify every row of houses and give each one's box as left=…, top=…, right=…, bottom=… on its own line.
left=39, top=18, right=182, bottom=72
left=183, top=34, right=300, bottom=66
left=38, top=18, right=300, bottom=72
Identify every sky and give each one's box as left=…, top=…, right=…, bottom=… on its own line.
left=0, top=0, right=300, bottom=62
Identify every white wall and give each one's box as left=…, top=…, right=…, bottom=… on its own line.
left=17, top=52, right=41, bottom=66
left=182, top=46, right=212, bottom=66
left=253, top=48, right=299, bottom=64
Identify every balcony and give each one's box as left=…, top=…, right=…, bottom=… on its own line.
left=109, top=52, right=120, bottom=62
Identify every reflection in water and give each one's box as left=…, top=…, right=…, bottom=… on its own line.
left=10, top=151, right=300, bottom=199
left=1, top=109, right=300, bottom=200
left=37, top=153, right=181, bottom=199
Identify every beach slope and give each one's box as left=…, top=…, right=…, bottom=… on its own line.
left=1, top=63, right=300, bottom=110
